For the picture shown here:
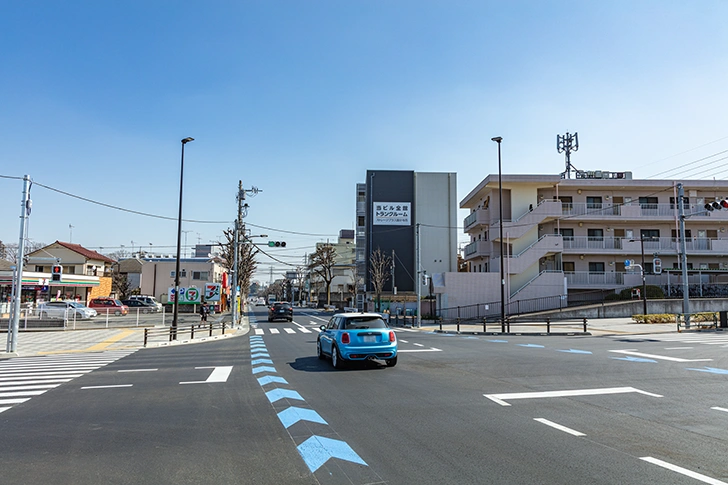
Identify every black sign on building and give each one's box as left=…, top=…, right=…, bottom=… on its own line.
left=366, top=170, right=415, bottom=293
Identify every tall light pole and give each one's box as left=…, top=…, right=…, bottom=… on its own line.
left=172, top=137, right=194, bottom=338
left=491, top=136, right=506, bottom=332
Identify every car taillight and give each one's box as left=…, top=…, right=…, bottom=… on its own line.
left=389, top=331, right=396, bottom=342
left=341, top=332, right=350, bottom=344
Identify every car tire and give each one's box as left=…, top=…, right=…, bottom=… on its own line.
left=332, top=345, right=345, bottom=369
left=385, top=356, right=398, bottom=367
left=114, top=310, right=121, bottom=316
left=267, top=318, right=272, bottom=322
left=317, top=339, right=325, bottom=360
left=288, top=318, right=293, bottom=322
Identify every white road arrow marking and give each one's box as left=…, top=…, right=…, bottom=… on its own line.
left=180, top=366, right=233, bottom=384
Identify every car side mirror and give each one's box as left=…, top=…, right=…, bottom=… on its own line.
left=319, top=325, right=326, bottom=331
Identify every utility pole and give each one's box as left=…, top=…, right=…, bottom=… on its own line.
left=678, top=183, right=690, bottom=328
left=231, top=180, right=244, bottom=327
left=391, top=249, right=396, bottom=295
left=416, top=223, right=421, bottom=328
left=557, top=132, right=579, bottom=179
left=7, top=175, right=31, bottom=353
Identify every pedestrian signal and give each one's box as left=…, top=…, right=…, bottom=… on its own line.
left=51, top=265, right=63, bottom=282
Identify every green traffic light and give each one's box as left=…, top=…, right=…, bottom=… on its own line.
left=268, top=241, right=275, bottom=247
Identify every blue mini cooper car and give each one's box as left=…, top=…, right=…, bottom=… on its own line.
left=317, top=312, right=398, bottom=369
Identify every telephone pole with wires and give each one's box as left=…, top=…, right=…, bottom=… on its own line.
left=557, top=132, right=580, bottom=179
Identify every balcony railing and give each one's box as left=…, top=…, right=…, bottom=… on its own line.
left=562, top=236, right=724, bottom=252
left=560, top=202, right=712, bottom=218
left=565, top=271, right=625, bottom=286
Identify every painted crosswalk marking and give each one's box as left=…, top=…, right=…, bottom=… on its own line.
left=0, top=350, right=136, bottom=413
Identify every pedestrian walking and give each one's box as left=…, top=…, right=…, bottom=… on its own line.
left=199, top=302, right=209, bottom=324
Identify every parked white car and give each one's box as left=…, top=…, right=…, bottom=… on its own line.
left=37, top=301, right=97, bottom=320
left=129, top=295, right=163, bottom=312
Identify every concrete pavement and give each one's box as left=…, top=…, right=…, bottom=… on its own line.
left=0, top=311, right=251, bottom=359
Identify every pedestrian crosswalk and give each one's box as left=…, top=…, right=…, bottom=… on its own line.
left=252, top=326, right=418, bottom=336
left=615, top=332, right=728, bottom=346
left=0, top=350, right=136, bottom=413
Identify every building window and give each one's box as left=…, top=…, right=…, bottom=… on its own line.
left=67, top=266, right=76, bottom=275
left=558, top=228, right=574, bottom=241
left=588, top=262, right=605, bottom=273
left=192, top=271, right=209, bottom=280
left=671, top=229, right=692, bottom=240
left=170, top=270, right=187, bottom=278
left=669, top=196, right=689, bottom=209
left=587, top=229, right=604, bottom=241
left=563, top=262, right=575, bottom=272
left=357, top=216, right=365, bottom=227
left=586, top=196, right=602, bottom=210
left=640, top=229, right=660, bottom=241
left=35, top=265, right=44, bottom=272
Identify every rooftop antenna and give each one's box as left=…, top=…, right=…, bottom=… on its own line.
left=557, top=131, right=579, bottom=179
left=69, top=224, right=74, bottom=243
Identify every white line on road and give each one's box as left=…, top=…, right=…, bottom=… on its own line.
left=534, top=418, right=586, bottom=437
left=81, top=385, right=133, bottom=390
left=255, top=328, right=264, bottom=335
left=609, top=350, right=712, bottom=362
left=0, top=398, right=30, bottom=405
left=269, top=328, right=280, bottom=334
left=640, top=456, right=728, bottom=485
left=397, top=348, right=442, bottom=353
left=284, top=328, right=296, bottom=334
left=399, top=340, right=409, bottom=343
left=118, top=369, right=158, bottom=373
left=484, top=387, right=663, bottom=406
left=413, top=343, right=424, bottom=347
left=664, top=347, right=693, bottom=350
left=180, top=366, right=233, bottom=384
left=711, top=407, right=728, bottom=413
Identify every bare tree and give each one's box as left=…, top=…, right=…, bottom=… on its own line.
left=3, top=241, right=46, bottom=263
left=105, top=248, right=129, bottom=261
left=308, top=244, right=337, bottom=305
left=0, top=240, right=6, bottom=260
left=111, top=263, right=133, bottom=300
left=369, top=248, right=392, bottom=312
left=217, top=228, right=259, bottom=308
left=295, top=265, right=307, bottom=305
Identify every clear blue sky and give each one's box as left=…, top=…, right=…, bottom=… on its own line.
left=2, top=1, right=727, bottom=283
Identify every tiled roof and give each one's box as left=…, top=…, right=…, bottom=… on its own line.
left=53, top=241, right=116, bottom=263
left=0, top=260, right=13, bottom=271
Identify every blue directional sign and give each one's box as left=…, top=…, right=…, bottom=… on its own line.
left=624, top=259, right=631, bottom=267
left=266, top=388, right=304, bottom=403
left=257, top=375, right=288, bottom=386
left=251, top=365, right=277, bottom=374
left=686, top=367, right=728, bottom=375
left=297, top=435, right=367, bottom=473
left=278, top=407, right=328, bottom=429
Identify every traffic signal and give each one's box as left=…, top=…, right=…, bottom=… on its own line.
left=51, top=265, right=62, bottom=282
left=267, top=241, right=286, bottom=248
left=704, top=199, right=728, bottom=211
left=653, top=257, right=662, bottom=274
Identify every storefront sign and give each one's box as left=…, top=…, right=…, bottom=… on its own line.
left=204, top=283, right=221, bottom=302
left=169, top=286, right=202, bottom=304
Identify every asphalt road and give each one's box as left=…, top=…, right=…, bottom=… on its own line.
left=1, top=307, right=728, bottom=484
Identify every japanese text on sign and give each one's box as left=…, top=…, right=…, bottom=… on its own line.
left=373, top=202, right=411, bottom=226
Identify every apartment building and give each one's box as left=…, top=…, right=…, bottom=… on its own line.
left=453, top=171, right=728, bottom=309
left=308, top=230, right=356, bottom=307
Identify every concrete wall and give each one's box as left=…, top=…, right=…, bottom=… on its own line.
left=415, top=172, right=458, bottom=275
left=533, top=298, right=728, bottom=320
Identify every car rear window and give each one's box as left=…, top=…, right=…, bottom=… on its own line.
left=273, top=303, right=291, bottom=309
left=342, top=317, right=387, bottom=329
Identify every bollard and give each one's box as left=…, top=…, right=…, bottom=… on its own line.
left=483, top=317, right=486, bottom=333
left=457, top=318, right=460, bottom=333
left=222, top=322, right=227, bottom=335
left=583, top=318, right=587, bottom=333
left=546, top=317, right=550, bottom=334
left=439, top=317, right=442, bottom=332
left=144, top=328, right=149, bottom=347
left=209, top=322, right=213, bottom=337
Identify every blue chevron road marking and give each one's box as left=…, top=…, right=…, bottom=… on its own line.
left=251, top=358, right=274, bottom=365
left=297, top=435, right=367, bottom=473
left=250, top=337, right=264, bottom=341
left=266, top=388, right=304, bottom=403
left=251, top=352, right=270, bottom=358
left=558, top=349, right=593, bottom=354
left=686, top=367, right=728, bottom=375
left=517, top=344, right=545, bottom=348
left=278, top=406, right=328, bottom=428
left=257, top=375, right=288, bottom=386
left=612, top=356, right=657, bottom=363
left=252, top=365, right=277, bottom=374
left=488, top=339, right=508, bottom=343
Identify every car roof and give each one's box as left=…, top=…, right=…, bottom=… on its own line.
left=334, top=312, right=385, bottom=319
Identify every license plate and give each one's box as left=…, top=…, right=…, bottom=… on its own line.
left=362, top=335, right=376, bottom=343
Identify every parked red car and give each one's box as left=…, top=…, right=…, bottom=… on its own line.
left=88, top=298, right=129, bottom=316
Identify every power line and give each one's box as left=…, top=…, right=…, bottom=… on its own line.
left=647, top=150, right=728, bottom=179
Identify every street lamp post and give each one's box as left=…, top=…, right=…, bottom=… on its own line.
left=491, top=136, right=506, bottom=332
left=172, top=137, right=194, bottom=339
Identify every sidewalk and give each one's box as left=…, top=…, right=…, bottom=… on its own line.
left=0, top=312, right=251, bottom=359
left=416, top=317, right=682, bottom=336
